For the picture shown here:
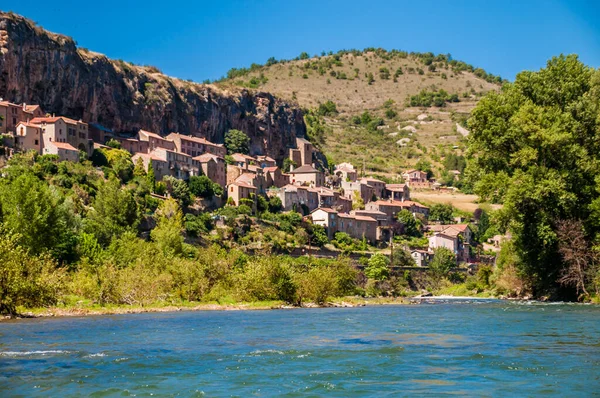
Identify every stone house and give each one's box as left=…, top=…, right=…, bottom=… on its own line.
left=342, top=180, right=375, bottom=204
left=167, top=133, right=226, bottom=158
left=427, top=224, right=472, bottom=262
left=360, top=177, right=386, bottom=199
left=402, top=169, right=428, bottom=185
left=0, top=101, right=44, bottom=134
left=278, top=184, right=319, bottom=214
left=337, top=213, right=378, bottom=243
left=88, top=123, right=114, bottom=144
left=289, top=164, right=325, bottom=187
left=385, top=184, right=410, bottom=201
left=194, top=153, right=227, bottom=188
left=310, top=208, right=339, bottom=240
left=256, top=155, right=277, bottom=168
left=29, top=116, right=93, bottom=156
left=14, top=122, right=42, bottom=153
left=288, top=137, right=314, bottom=167
left=138, top=129, right=176, bottom=152
left=411, top=250, right=432, bottom=267
left=231, top=153, right=256, bottom=168
left=43, top=141, right=80, bottom=162
left=228, top=181, right=257, bottom=206
left=235, top=171, right=267, bottom=195
left=118, top=137, right=150, bottom=154
left=132, top=152, right=169, bottom=181
left=334, top=163, right=358, bottom=182
left=264, top=166, right=289, bottom=188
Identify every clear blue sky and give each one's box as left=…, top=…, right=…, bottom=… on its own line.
left=5, top=0, right=600, bottom=82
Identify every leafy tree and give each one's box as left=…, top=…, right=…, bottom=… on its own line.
left=317, top=100, right=338, bottom=116
left=85, top=178, right=139, bottom=245
left=429, top=204, right=454, bottom=224
left=151, top=198, right=184, bottom=256
left=429, top=247, right=455, bottom=278
left=268, top=196, right=283, bottom=213
left=224, top=129, right=250, bottom=155
left=0, top=228, right=64, bottom=315
left=147, top=160, right=156, bottom=191
left=106, top=138, right=122, bottom=149
left=365, top=253, right=390, bottom=281
left=189, top=175, right=217, bottom=198
left=415, top=159, right=433, bottom=179
left=0, top=173, right=73, bottom=258
left=283, top=158, right=297, bottom=173
left=379, top=67, right=390, bottom=80
left=385, top=108, right=397, bottom=119
left=466, top=54, right=600, bottom=297
left=397, top=209, right=420, bottom=236
left=163, top=176, right=192, bottom=207
left=133, top=157, right=146, bottom=177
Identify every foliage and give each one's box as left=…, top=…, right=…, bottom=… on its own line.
left=429, top=204, right=454, bottom=224
left=151, top=199, right=184, bottom=256
left=189, top=175, right=222, bottom=198
left=466, top=54, right=600, bottom=297
left=429, top=247, right=456, bottom=278
left=410, top=89, right=459, bottom=107
left=365, top=253, right=390, bottom=281
left=163, top=176, right=192, bottom=207
left=0, top=229, right=64, bottom=315
left=224, top=129, right=250, bottom=155
left=397, top=209, right=420, bottom=236
left=317, top=100, right=338, bottom=116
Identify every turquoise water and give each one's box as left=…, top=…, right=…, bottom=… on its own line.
left=1, top=301, right=600, bottom=396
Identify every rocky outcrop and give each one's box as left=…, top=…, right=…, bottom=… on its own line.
left=0, top=12, right=308, bottom=162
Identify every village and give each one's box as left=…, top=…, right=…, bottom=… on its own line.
left=0, top=99, right=490, bottom=267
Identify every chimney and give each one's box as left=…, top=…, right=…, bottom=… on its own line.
left=22, top=103, right=26, bottom=110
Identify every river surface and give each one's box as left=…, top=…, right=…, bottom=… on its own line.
left=1, top=301, right=600, bottom=396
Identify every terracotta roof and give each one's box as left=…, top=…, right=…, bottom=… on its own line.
left=361, top=177, right=385, bottom=183
left=139, top=129, right=168, bottom=140
left=256, top=155, right=275, bottom=162
left=291, top=164, right=320, bottom=173
left=235, top=173, right=255, bottom=184
left=337, top=213, right=376, bottom=222
left=16, top=121, right=41, bottom=128
left=335, top=166, right=355, bottom=173
left=386, top=184, right=407, bottom=191
left=49, top=141, right=78, bottom=151
left=24, top=104, right=41, bottom=112
left=132, top=152, right=165, bottom=162
left=401, top=200, right=429, bottom=209
left=264, top=166, right=279, bottom=172
left=353, top=210, right=387, bottom=216
left=30, top=116, right=81, bottom=125
left=312, top=207, right=338, bottom=214
left=230, top=181, right=257, bottom=190
left=168, top=133, right=223, bottom=147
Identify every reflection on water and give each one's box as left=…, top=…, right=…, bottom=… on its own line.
left=1, top=302, right=600, bottom=396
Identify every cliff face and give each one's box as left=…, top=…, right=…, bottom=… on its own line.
left=0, top=12, right=307, bottom=161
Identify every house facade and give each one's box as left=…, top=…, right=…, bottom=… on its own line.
left=289, top=164, right=325, bottom=187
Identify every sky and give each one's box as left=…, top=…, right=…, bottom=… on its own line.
left=5, top=0, right=600, bottom=82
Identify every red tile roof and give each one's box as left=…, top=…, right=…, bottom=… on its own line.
left=30, top=116, right=81, bottom=125
left=49, top=141, right=78, bottom=151
left=312, top=207, right=338, bottom=214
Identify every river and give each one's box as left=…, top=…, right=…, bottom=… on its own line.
left=1, top=301, right=599, bottom=396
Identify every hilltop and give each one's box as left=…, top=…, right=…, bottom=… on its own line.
left=216, top=50, right=502, bottom=179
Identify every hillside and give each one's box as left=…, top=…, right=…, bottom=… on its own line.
left=0, top=11, right=306, bottom=163
left=217, top=50, right=502, bottom=178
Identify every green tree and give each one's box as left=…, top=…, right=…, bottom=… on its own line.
left=429, top=204, right=454, bottom=224
left=151, top=198, right=184, bottom=256
left=189, top=175, right=215, bottom=198
left=0, top=229, right=64, bottom=315
left=147, top=160, right=156, bottom=191
left=0, top=173, right=73, bottom=258
left=397, top=209, right=420, bottom=236
left=163, top=176, right=192, bottom=207
left=224, top=129, right=251, bottom=155
left=365, top=253, right=390, bottom=281
left=429, top=247, right=456, bottom=278
left=85, top=178, right=139, bottom=245
left=466, top=54, right=600, bottom=296
left=133, top=157, right=146, bottom=177
left=367, top=72, right=375, bottom=85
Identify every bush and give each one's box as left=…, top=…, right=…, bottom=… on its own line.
left=365, top=253, right=390, bottom=281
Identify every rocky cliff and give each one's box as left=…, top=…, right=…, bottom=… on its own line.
left=0, top=12, right=307, bottom=162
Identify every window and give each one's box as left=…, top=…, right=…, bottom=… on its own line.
left=35, top=139, right=39, bottom=145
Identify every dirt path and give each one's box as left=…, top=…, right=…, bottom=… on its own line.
left=411, top=191, right=502, bottom=213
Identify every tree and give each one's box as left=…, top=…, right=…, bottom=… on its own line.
left=224, top=129, right=250, bottom=155
left=147, top=160, right=156, bottom=191
left=0, top=173, right=73, bottom=258
left=134, top=157, right=146, bottom=177
left=397, top=209, right=419, bottom=236
left=429, top=247, right=455, bottom=278
left=0, top=228, right=64, bottom=315
left=352, top=191, right=365, bottom=210
left=415, top=159, right=433, bottom=179
left=268, top=196, right=283, bottom=213
left=379, top=67, right=390, bottom=80
left=365, top=253, right=390, bottom=281
left=151, top=198, right=184, bottom=256
left=163, top=176, right=192, bottom=207
left=283, top=158, right=297, bottom=173
left=85, top=178, right=139, bottom=245
left=189, top=175, right=216, bottom=198
left=106, top=138, right=122, bottom=149
left=466, top=55, right=600, bottom=297
left=429, top=204, right=454, bottom=224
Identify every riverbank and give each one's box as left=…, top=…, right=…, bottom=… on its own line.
left=5, top=297, right=419, bottom=321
